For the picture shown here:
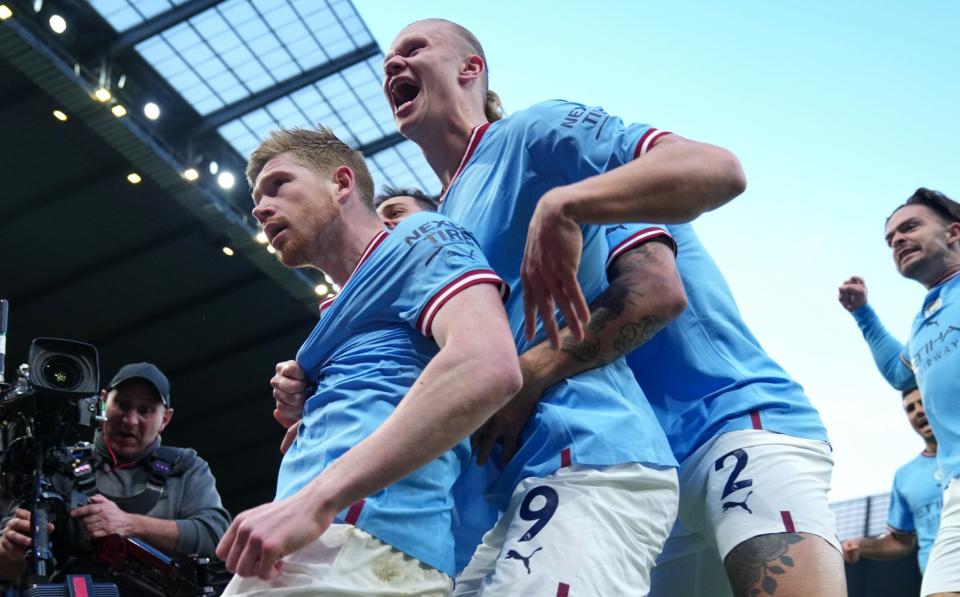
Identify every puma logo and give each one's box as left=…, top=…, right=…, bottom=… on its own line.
left=505, top=547, right=543, bottom=574
left=722, top=490, right=754, bottom=514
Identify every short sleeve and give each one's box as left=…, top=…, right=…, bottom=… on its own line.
left=604, top=223, right=677, bottom=270
left=518, top=100, right=673, bottom=183
left=886, top=469, right=916, bottom=534
left=393, top=213, right=508, bottom=337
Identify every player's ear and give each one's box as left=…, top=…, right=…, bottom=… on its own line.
left=946, top=221, right=960, bottom=245
left=459, top=55, right=484, bottom=83
left=333, top=166, right=355, bottom=204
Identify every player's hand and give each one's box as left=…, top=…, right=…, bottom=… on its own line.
left=279, top=419, right=302, bottom=455
left=272, top=360, right=308, bottom=428
left=838, top=276, right=868, bottom=312
left=216, top=492, right=334, bottom=581
left=841, top=538, right=861, bottom=564
left=521, top=188, right=590, bottom=349
left=70, top=495, right=133, bottom=538
left=473, top=359, right=544, bottom=466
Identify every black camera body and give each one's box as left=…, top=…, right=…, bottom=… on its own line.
left=0, top=338, right=105, bottom=585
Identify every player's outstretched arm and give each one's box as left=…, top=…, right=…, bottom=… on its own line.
left=522, top=134, right=744, bottom=346
left=842, top=532, right=916, bottom=564
left=478, top=241, right=685, bottom=465
left=217, top=284, right=521, bottom=580
left=838, top=276, right=916, bottom=391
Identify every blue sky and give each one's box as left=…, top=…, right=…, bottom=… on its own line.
left=357, top=0, right=960, bottom=500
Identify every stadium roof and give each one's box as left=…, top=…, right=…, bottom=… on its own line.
left=0, top=0, right=436, bottom=513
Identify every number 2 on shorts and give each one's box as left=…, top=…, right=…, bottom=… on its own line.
left=714, top=448, right=752, bottom=500
left=518, top=486, right=558, bottom=542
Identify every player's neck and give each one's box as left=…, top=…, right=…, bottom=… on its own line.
left=923, top=440, right=937, bottom=455
left=311, top=212, right=384, bottom=286
left=927, top=262, right=960, bottom=289
left=415, top=111, right=486, bottom=187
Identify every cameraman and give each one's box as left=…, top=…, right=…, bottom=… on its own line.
left=0, top=363, right=230, bottom=583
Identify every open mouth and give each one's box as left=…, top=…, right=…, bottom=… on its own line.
left=264, top=222, right=288, bottom=247
left=390, top=78, right=421, bottom=113
left=898, top=247, right=919, bottom=265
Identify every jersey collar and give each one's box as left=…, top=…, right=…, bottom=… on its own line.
left=438, top=122, right=491, bottom=204
left=319, top=230, right=389, bottom=314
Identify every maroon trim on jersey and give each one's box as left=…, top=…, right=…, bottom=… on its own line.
left=319, top=230, right=389, bottom=314
left=439, top=122, right=492, bottom=203
left=345, top=500, right=365, bottom=525
left=605, top=227, right=677, bottom=270
left=560, top=448, right=572, bottom=468
left=780, top=510, right=796, bottom=533
left=750, top=410, right=763, bottom=430
left=557, top=583, right=571, bottom=597
left=416, top=269, right=507, bottom=337
left=633, top=128, right=672, bottom=159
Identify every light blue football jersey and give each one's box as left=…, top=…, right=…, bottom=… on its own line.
left=850, top=304, right=917, bottom=391
left=905, top=274, right=960, bottom=484
left=439, top=99, right=677, bottom=510
left=275, top=211, right=506, bottom=577
left=887, top=451, right=942, bottom=572
left=605, top=223, right=829, bottom=461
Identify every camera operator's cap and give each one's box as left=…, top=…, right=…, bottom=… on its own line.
left=107, top=362, right=171, bottom=407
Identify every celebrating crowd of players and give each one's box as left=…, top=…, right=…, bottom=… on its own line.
left=206, top=17, right=958, bottom=597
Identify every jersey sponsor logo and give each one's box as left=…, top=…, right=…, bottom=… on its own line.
left=403, top=220, right=479, bottom=248
left=722, top=490, right=754, bottom=514
left=559, top=105, right=606, bottom=129
left=505, top=547, right=543, bottom=574
left=910, top=324, right=960, bottom=372
left=924, top=297, right=943, bottom=318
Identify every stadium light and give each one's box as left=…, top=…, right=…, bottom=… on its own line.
left=183, top=167, right=199, bottom=181
left=221, top=246, right=235, bottom=257
left=217, top=171, right=235, bottom=189
left=52, top=109, right=68, bottom=122
left=93, top=87, right=111, bottom=102
left=0, top=5, right=13, bottom=20
left=48, top=14, right=66, bottom=34
left=314, top=284, right=328, bottom=296
left=32, top=0, right=41, bottom=12
left=209, top=161, right=219, bottom=175
left=126, top=173, right=142, bottom=184
left=266, top=245, right=276, bottom=254
left=255, top=231, right=268, bottom=244
left=111, top=104, right=127, bottom=118
left=143, top=102, right=160, bottom=120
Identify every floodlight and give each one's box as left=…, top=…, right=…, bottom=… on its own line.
left=143, top=102, right=160, bottom=120
left=0, top=5, right=13, bottom=20
left=94, top=87, right=111, bottom=102
left=48, top=14, right=66, bottom=34
left=222, top=246, right=235, bottom=257
left=209, top=161, right=219, bottom=175
left=126, top=173, right=142, bottom=184
left=111, top=104, right=127, bottom=117
left=314, top=284, right=328, bottom=296
left=217, top=172, right=235, bottom=189
left=255, top=231, right=268, bottom=244
left=52, top=110, right=68, bottom=122
left=183, top=168, right=199, bottom=181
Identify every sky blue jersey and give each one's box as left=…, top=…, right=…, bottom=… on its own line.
left=850, top=304, right=917, bottom=391
left=439, top=99, right=677, bottom=510
left=887, top=451, right=942, bottom=573
left=275, top=211, right=506, bottom=577
left=606, top=223, right=829, bottom=461
left=905, top=273, right=960, bottom=483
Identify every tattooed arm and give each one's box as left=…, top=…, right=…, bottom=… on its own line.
left=474, top=239, right=686, bottom=465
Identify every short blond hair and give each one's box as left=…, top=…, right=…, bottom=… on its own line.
left=246, top=126, right=375, bottom=208
left=419, top=19, right=504, bottom=122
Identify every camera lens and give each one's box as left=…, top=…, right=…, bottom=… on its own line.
left=41, top=357, right=83, bottom=390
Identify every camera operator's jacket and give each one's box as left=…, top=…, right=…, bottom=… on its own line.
left=90, top=431, right=231, bottom=557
